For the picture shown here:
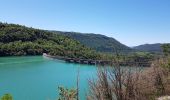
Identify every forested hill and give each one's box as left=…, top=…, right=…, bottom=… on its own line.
left=51, top=31, right=131, bottom=53
left=133, top=43, right=163, bottom=53
left=0, top=22, right=99, bottom=59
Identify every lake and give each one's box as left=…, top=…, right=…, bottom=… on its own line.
left=0, top=56, right=97, bottom=100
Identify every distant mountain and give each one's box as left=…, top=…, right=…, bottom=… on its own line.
left=51, top=31, right=132, bottom=53
left=133, top=43, right=164, bottom=53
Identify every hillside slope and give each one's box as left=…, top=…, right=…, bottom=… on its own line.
left=0, top=23, right=99, bottom=59
left=133, top=43, right=163, bottom=53
left=52, top=31, right=131, bottom=53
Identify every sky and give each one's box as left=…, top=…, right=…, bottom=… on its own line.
left=0, top=0, right=170, bottom=46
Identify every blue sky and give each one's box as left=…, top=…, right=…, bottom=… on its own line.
left=0, top=0, right=170, bottom=46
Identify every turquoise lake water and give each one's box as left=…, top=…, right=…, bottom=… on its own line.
left=0, top=56, right=97, bottom=100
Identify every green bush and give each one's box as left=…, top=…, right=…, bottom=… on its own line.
left=1, top=94, right=13, bottom=100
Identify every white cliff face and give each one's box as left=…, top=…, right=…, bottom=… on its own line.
left=158, top=96, right=170, bottom=100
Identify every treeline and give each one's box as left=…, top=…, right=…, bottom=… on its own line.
left=53, top=31, right=132, bottom=53
left=0, top=22, right=99, bottom=59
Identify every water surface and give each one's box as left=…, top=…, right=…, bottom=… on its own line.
left=0, top=56, right=97, bottom=100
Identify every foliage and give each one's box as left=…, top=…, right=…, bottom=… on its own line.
left=126, top=52, right=154, bottom=61
left=88, top=60, right=170, bottom=100
left=1, top=94, right=13, bottom=100
left=161, top=58, right=170, bottom=71
left=161, top=44, right=170, bottom=70
left=161, top=44, right=170, bottom=56
left=0, top=22, right=99, bottom=59
left=53, top=31, right=132, bottom=53
left=57, top=86, right=77, bottom=100
left=134, top=43, right=163, bottom=53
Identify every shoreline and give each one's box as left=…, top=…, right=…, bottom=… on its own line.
left=43, top=53, right=151, bottom=67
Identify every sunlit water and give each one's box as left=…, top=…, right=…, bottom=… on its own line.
left=0, top=56, right=97, bottom=100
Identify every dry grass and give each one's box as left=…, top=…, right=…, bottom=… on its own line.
left=87, top=58, right=170, bottom=100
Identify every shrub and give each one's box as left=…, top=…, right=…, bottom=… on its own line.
left=1, top=94, right=13, bottom=100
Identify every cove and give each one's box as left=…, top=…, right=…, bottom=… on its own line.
left=0, top=56, right=97, bottom=100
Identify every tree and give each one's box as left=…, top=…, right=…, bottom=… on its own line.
left=161, top=44, right=170, bottom=56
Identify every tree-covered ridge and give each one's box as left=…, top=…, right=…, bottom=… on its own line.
left=0, top=22, right=99, bottom=59
left=133, top=43, right=166, bottom=53
left=51, top=31, right=132, bottom=53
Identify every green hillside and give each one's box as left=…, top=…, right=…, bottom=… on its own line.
left=52, top=31, right=132, bottom=53
left=0, top=23, right=99, bottom=59
left=133, top=43, right=164, bottom=53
